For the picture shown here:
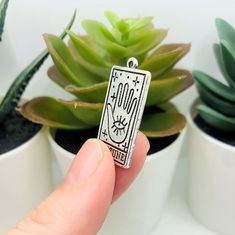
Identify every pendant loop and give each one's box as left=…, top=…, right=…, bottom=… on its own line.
left=127, top=57, right=138, bottom=69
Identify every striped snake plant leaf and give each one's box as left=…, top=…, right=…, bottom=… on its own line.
left=0, top=10, right=76, bottom=122
left=0, top=0, right=9, bottom=41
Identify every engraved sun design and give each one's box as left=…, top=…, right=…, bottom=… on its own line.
left=111, top=115, right=127, bottom=136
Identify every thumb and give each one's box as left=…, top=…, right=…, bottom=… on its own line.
left=7, top=139, right=115, bottom=235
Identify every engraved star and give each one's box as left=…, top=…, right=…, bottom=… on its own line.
left=122, top=142, right=128, bottom=152
left=110, top=93, right=117, bottom=102
left=133, top=76, right=140, bottom=86
left=112, top=71, right=119, bottom=82
left=102, top=129, right=108, bottom=138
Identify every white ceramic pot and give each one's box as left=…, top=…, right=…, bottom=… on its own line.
left=186, top=99, right=235, bottom=235
left=0, top=109, right=52, bottom=234
left=48, top=128, right=185, bottom=235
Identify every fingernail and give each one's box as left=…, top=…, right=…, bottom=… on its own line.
left=65, top=139, right=104, bottom=184
left=139, top=132, right=150, bottom=154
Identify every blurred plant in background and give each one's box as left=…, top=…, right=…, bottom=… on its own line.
left=193, top=18, right=235, bottom=132
left=20, top=11, right=193, bottom=138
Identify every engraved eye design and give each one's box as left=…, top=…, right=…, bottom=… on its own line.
left=111, top=115, right=127, bottom=136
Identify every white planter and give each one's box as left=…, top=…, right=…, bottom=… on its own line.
left=186, top=99, right=235, bottom=235
left=0, top=105, right=52, bottom=234
left=48, top=128, right=185, bottom=235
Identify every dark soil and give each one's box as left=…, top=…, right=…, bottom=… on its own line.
left=55, top=106, right=178, bottom=155
left=194, top=115, right=235, bottom=147
left=55, top=127, right=99, bottom=155
left=0, top=110, right=41, bottom=154
left=55, top=127, right=178, bottom=155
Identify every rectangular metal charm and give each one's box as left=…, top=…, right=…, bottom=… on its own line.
left=98, top=65, right=151, bottom=168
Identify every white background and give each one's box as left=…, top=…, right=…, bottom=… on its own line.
left=2, top=0, right=235, bottom=103
left=1, top=1, right=234, bottom=234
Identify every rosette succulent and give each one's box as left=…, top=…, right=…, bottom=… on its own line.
left=20, top=11, right=193, bottom=138
left=193, top=18, right=235, bottom=132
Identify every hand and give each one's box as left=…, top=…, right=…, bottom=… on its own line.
left=7, top=132, right=149, bottom=235
left=107, top=82, right=137, bottom=144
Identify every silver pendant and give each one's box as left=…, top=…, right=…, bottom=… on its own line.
left=98, top=58, right=151, bottom=168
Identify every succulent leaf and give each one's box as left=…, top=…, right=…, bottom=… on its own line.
left=82, top=19, right=116, bottom=46
left=48, top=66, right=71, bottom=89
left=104, top=11, right=120, bottom=28
left=193, top=70, right=235, bottom=102
left=216, top=18, right=235, bottom=52
left=140, top=44, right=190, bottom=77
left=44, top=34, right=102, bottom=86
left=220, top=40, right=235, bottom=85
left=58, top=99, right=103, bottom=125
left=147, top=73, right=193, bottom=106
left=20, top=97, right=90, bottom=130
left=65, top=82, right=108, bottom=102
left=140, top=111, right=186, bottom=137
left=128, top=29, right=168, bottom=57
left=213, top=43, right=235, bottom=87
left=157, top=68, right=192, bottom=80
left=0, top=0, right=9, bottom=41
left=104, top=42, right=131, bottom=60
left=67, top=30, right=111, bottom=78
left=197, top=104, right=235, bottom=131
left=196, top=81, right=235, bottom=116
left=123, top=28, right=166, bottom=46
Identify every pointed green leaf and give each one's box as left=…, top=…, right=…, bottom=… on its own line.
left=216, top=18, right=235, bottom=51
left=128, top=29, right=168, bottom=57
left=157, top=69, right=192, bottom=80
left=220, top=40, right=235, bottom=85
left=104, top=11, right=120, bottom=28
left=140, top=44, right=190, bottom=77
left=124, top=28, right=166, bottom=46
left=128, top=16, right=153, bottom=33
left=0, top=0, right=9, bottom=41
left=105, top=42, right=130, bottom=60
left=47, top=66, right=72, bottom=89
left=196, top=81, right=235, bottom=116
left=67, top=30, right=110, bottom=68
left=116, top=20, right=130, bottom=34
left=67, top=32, right=110, bottom=79
left=193, top=70, right=235, bottom=102
left=147, top=72, right=193, bottom=106
left=82, top=19, right=116, bottom=46
left=44, top=34, right=100, bottom=86
left=65, top=82, right=108, bottom=102
left=197, top=104, right=235, bottom=132
left=213, top=43, right=235, bottom=87
left=59, top=99, right=103, bottom=126
left=19, top=97, right=90, bottom=130
left=140, top=111, right=186, bottom=137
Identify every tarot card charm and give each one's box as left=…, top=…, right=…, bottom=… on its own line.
left=98, top=58, right=151, bottom=168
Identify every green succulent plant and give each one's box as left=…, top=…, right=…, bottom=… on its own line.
left=0, top=0, right=76, bottom=123
left=0, top=0, right=9, bottom=41
left=193, top=18, right=235, bottom=132
left=20, top=11, right=193, bottom=138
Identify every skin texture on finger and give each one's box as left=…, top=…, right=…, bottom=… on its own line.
left=6, top=133, right=149, bottom=235
left=7, top=140, right=115, bottom=235
left=112, top=132, right=150, bottom=202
